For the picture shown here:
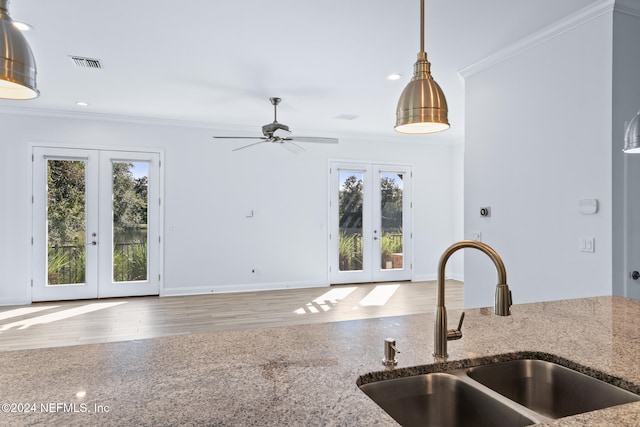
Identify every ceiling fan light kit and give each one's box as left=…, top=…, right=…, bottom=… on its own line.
left=395, top=0, right=448, bottom=134
left=0, top=0, right=38, bottom=100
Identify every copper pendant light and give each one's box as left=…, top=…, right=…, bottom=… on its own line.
left=0, top=0, right=38, bottom=100
left=395, top=0, right=448, bottom=134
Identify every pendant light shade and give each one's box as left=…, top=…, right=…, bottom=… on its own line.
left=395, top=0, right=448, bottom=134
left=623, top=111, right=640, bottom=154
left=0, top=0, right=38, bottom=100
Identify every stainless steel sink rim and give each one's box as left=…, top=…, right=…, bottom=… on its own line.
left=357, top=350, right=640, bottom=395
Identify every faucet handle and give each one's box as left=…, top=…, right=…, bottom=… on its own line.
left=447, top=311, right=464, bottom=341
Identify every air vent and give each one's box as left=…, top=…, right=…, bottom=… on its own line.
left=69, top=56, right=103, bottom=69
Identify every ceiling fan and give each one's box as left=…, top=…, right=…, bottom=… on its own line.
left=213, top=97, right=339, bottom=153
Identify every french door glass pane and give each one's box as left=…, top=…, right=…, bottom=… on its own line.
left=112, top=161, right=149, bottom=282
left=47, top=159, right=86, bottom=285
left=338, top=171, right=364, bottom=271
left=380, top=172, right=403, bottom=270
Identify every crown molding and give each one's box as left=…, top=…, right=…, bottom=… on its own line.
left=459, top=0, right=615, bottom=79
left=0, top=104, right=464, bottom=146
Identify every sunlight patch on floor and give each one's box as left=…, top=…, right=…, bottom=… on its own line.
left=312, top=287, right=358, bottom=304
left=294, top=287, right=358, bottom=314
left=358, top=284, right=400, bottom=307
left=0, top=306, right=61, bottom=321
left=0, top=301, right=127, bottom=332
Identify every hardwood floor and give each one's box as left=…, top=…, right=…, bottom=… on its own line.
left=0, top=280, right=463, bottom=351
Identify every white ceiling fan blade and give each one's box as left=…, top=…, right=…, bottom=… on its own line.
left=232, top=140, right=268, bottom=151
left=289, top=136, right=339, bottom=144
left=273, top=128, right=291, bottom=138
left=213, top=136, right=267, bottom=140
left=280, top=141, right=306, bottom=154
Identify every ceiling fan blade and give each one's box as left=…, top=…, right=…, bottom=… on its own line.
left=213, top=136, right=267, bottom=140
left=280, top=141, right=306, bottom=154
left=289, top=136, right=339, bottom=144
left=232, top=140, right=268, bottom=151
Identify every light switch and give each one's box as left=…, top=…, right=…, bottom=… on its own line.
left=580, top=237, right=595, bottom=253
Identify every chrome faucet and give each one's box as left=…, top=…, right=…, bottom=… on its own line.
left=434, top=240, right=512, bottom=358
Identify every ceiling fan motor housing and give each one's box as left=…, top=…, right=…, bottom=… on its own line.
left=262, top=122, right=290, bottom=138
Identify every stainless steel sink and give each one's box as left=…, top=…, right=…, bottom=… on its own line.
left=358, top=355, right=640, bottom=426
left=359, top=372, right=535, bottom=427
left=467, top=359, right=640, bottom=419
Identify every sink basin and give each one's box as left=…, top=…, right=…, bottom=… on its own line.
left=358, top=354, right=640, bottom=426
left=467, top=359, right=640, bottom=419
left=359, top=372, right=535, bottom=427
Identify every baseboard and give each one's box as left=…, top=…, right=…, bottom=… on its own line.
left=161, top=280, right=328, bottom=297
left=412, top=273, right=464, bottom=283
left=412, top=274, right=437, bottom=282
left=0, top=297, right=31, bottom=306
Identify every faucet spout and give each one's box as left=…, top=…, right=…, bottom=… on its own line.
left=434, top=240, right=512, bottom=359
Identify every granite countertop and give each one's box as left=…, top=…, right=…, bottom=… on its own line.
left=0, top=296, right=639, bottom=426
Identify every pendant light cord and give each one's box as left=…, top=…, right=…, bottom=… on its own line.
left=420, top=0, right=425, bottom=54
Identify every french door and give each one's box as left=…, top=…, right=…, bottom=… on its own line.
left=32, top=147, right=161, bottom=301
left=329, top=162, right=412, bottom=284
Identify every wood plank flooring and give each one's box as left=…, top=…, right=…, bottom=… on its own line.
left=0, top=280, right=462, bottom=351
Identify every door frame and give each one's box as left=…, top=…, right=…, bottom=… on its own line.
left=28, top=142, right=165, bottom=302
left=328, top=160, right=413, bottom=284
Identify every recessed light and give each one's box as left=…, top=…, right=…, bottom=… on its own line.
left=76, top=101, right=89, bottom=107
left=12, top=21, right=32, bottom=31
left=387, top=73, right=402, bottom=81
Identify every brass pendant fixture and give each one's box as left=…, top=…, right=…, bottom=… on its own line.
left=395, top=0, right=448, bottom=134
left=623, top=111, right=640, bottom=154
left=0, top=0, right=38, bottom=100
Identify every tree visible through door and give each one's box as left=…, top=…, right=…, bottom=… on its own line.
left=330, top=162, right=412, bottom=284
left=33, top=147, right=161, bottom=301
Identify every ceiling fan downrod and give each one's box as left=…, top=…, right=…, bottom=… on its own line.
left=270, top=97, right=281, bottom=123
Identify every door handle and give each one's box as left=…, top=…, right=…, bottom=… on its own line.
left=87, top=241, right=97, bottom=246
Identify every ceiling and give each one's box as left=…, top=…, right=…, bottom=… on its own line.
left=2, top=0, right=601, bottom=144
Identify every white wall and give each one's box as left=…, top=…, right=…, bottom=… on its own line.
left=0, top=111, right=460, bottom=305
left=463, top=11, right=614, bottom=307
